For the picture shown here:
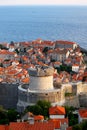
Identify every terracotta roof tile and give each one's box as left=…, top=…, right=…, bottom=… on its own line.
left=0, top=125, right=9, bottom=130
left=49, top=106, right=66, bottom=115
left=21, top=77, right=30, bottom=84
left=0, top=50, right=15, bottom=55
left=49, top=118, right=68, bottom=129
left=0, top=125, right=5, bottom=130
left=34, top=115, right=44, bottom=121
left=56, top=40, right=75, bottom=45
left=9, top=122, right=54, bottom=130
left=79, top=109, right=87, bottom=118
left=49, top=119, right=60, bottom=129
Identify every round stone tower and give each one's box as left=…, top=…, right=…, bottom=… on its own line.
left=28, top=65, right=54, bottom=91
left=17, top=65, right=65, bottom=112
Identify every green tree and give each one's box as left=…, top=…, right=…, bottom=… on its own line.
left=7, top=109, right=18, bottom=122
left=25, top=100, right=51, bottom=119
left=73, top=124, right=82, bottom=130
left=15, top=48, right=19, bottom=54
left=43, top=47, right=49, bottom=53
left=73, top=120, right=87, bottom=130
left=27, top=105, right=43, bottom=115
left=37, top=100, right=51, bottom=118
left=65, top=106, right=78, bottom=126
left=81, top=120, right=87, bottom=130
left=0, top=106, right=9, bottom=124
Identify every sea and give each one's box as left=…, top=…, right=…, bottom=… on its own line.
left=0, top=5, right=87, bottom=49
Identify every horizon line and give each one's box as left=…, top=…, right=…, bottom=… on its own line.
left=0, top=4, right=87, bottom=6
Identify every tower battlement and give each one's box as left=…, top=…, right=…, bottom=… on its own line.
left=28, top=65, right=54, bottom=77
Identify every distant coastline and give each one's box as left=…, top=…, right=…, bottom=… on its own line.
left=0, top=6, right=87, bottom=49
left=80, top=47, right=87, bottom=54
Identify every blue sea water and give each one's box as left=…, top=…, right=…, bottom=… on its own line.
left=0, top=5, right=87, bottom=49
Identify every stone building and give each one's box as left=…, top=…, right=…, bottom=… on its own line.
left=17, top=66, right=65, bottom=112
left=55, top=40, right=77, bottom=50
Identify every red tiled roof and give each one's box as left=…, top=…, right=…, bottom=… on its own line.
left=79, top=109, right=87, bottom=118
left=72, top=64, right=79, bottom=67
left=0, top=67, right=4, bottom=71
left=72, top=74, right=78, bottom=80
left=49, top=106, right=66, bottom=115
left=0, top=125, right=9, bottom=130
left=49, top=118, right=68, bottom=129
left=34, top=115, right=44, bottom=121
left=21, top=77, right=30, bottom=84
left=54, top=61, right=62, bottom=65
left=56, top=40, right=75, bottom=45
left=49, top=119, right=60, bottom=129
left=77, top=76, right=83, bottom=81
left=7, top=70, right=18, bottom=75
left=0, top=50, right=15, bottom=55
left=0, top=125, right=6, bottom=130
left=9, top=122, right=54, bottom=130
left=53, top=73, right=58, bottom=78
left=83, top=72, right=87, bottom=77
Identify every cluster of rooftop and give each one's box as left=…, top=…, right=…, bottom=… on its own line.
left=0, top=39, right=86, bottom=84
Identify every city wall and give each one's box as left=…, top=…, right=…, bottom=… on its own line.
left=0, top=83, right=18, bottom=109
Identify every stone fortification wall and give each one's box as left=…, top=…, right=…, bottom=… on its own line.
left=79, top=93, right=87, bottom=107
left=0, top=83, right=18, bottom=109
left=64, top=82, right=87, bottom=108
left=17, top=80, right=87, bottom=112
left=27, top=91, right=62, bottom=104
left=72, top=82, right=83, bottom=95
left=82, top=83, right=87, bottom=93
left=18, top=89, right=27, bottom=102
left=62, top=82, right=87, bottom=96
left=64, top=96, right=80, bottom=108
left=17, top=84, right=66, bottom=112
left=62, top=83, right=72, bottom=93
left=18, top=87, right=63, bottom=105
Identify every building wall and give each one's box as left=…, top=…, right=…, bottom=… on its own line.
left=72, top=82, right=82, bottom=95
left=55, top=43, right=73, bottom=49
left=18, top=88, right=62, bottom=104
left=29, top=76, right=53, bottom=90
left=79, top=93, right=87, bottom=107
left=51, top=51, right=69, bottom=62
left=76, top=82, right=83, bottom=95
left=72, top=66, right=79, bottom=72
left=65, top=96, right=80, bottom=108
left=17, top=84, right=66, bottom=112
left=62, top=83, right=72, bottom=94
left=0, top=83, right=18, bottom=109
left=82, top=83, right=87, bottom=93
left=17, top=81, right=87, bottom=112
left=50, top=115, right=64, bottom=119
left=73, top=43, right=77, bottom=49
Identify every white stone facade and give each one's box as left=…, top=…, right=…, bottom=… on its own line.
left=29, top=76, right=53, bottom=91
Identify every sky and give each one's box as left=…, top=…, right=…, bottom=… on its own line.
left=0, top=0, right=87, bottom=6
